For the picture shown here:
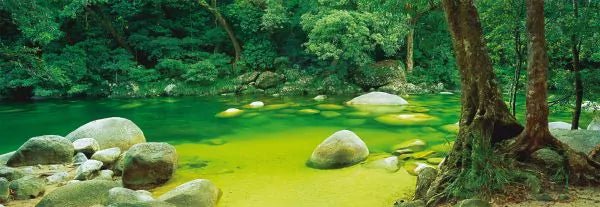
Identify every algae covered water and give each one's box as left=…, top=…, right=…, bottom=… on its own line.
left=0, top=94, right=591, bottom=206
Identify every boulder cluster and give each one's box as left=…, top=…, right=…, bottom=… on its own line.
left=0, top=117, right=221, bottom=207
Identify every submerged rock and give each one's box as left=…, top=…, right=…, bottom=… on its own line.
left=7, top=135, right=74, bottom=167
left=313, top=95, right=327, bottom=101
left=9, top=176, right=46, bottom=200
left=66, top=117, right=146, bottom=150
left=36, top=180, right=119, bottom=207
left=123, top=142, right=178, bottom=190
left=375, top=113, right=438, bottom=126
left=346, top=92, right=408, bottom=105
left=215, top=108, right=244, bottom=118
left=248, top=101, right=265, bottom=108
left=316, top=104, right=344, bottom=110
left=73, top=138, right=100, bottom=157
left=320, top=111, right=341, bottom=118
left=365, top=156, right=399, bottom=172
left=298, top=109, right=320, bottom=115
left=158, top=179, right=221, bottom=207
left=308, top=130, right=369, bottom=169
left=392, top=139, right=427, bottom=152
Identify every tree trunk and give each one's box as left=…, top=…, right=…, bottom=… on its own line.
left=571, top=0, right=583, bottom=130
left=419, top=1, right=523, bottom=205
left=85, top=7, right=133, bottom=54
left=509, top=27, right=524, bottom=116
left=199, top=0, right=242, bottom=63
left=406, top=20, right=415, bottom=73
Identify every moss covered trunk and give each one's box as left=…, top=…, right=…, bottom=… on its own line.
left=420, top=1, right=523, bottom=205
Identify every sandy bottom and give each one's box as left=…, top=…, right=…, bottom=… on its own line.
left=152, top=127, right=417, bottom=207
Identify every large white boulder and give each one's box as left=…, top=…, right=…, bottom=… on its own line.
left=308, top=130, right=369, bottom=169
left=66, top=117, right=146, bottom=150
left=346, top=92, right=408, bottom=105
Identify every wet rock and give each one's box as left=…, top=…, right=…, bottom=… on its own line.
left=0, top=166, right=25, bottom=181
left=73, top=152, right=88, bottom=166
left=123, top=143, right=178, bottom=190
left=36, top=180, right=119, bottom=207
left=0, top=178, right=8, bottom=203
left=107, top=187, right=154, bottom=205
left=91, top=147, right=122, bottom=166
left=365, top=156, right=399, bottom=172
left=454, top=198, right=491, bottom=207
left=7, top=135, right=74, bottom=167
left=9, top=176, right=46, bottom=200
left=255, top=71, right=285, bottom=89
left=375, top=113, right=438, bottom=126
left=215, top=108, right=244, bottom=118
left=414, top=167, right=437, bottom=200
left=531, top=148, right=564, bottom=168
left=158, top=179, right=220, bottom=207
left=308, top=130, right=369, bottom=169
left=248, top=101, right=264, bottom=108
left=392, top=139, right=427, bottom=152
left=65, top=117, right=146, bottom=150
left=549, top=121, right=574, bottom=130
left=313, top=95, right=327, bottom=101
left=551, top=129, right=600, bottom=155
left=75, top=160, right=103, bottom=180
left=46, top=172, right=71, bottom=185
left=73, top=138, right=100, bottom=157
left=346, top=92, right=408, bottom=105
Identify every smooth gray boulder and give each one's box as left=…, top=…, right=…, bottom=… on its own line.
left=123, top=143, right=177, bottom=190
left=551, top=129, right=600, bottom=155
left=9, top=176, right=46, bottom=200
left=35, top=180, right=119, bottom=207
left=588, top=116, right=600, bottom=130
left=107, top=187, right=154, bottom=205
left=7, top=135, right=74, bottom=167
left=46, top=172, right=71, bottom=185
left=91, top=147, right=122, bottom=166
left=73, top=152, right=88, bottom=166
left=73, top=138, right=100, bottom=157
left=0, top=166, right=25, bottom=181
left=0, top=152, right=14, bottom=166
left=308, top=130, right=369, bottom=169
left=346, top=92, right=408, bottom=105
left=75, top=160, right=103, bottom=180
left=158, top=179, right=220, bottom=207
left=0, top=178, right=8, bottom=203
left=96, top=170, right=115, bottom=180
left=65, top=117, right=146, bottom=150
left=549, top=121, right=574, bottom=130
left=531, top=148, right=564, bottom=168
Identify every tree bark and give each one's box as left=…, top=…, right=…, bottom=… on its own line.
left=419, top=1, right=523, bottom=205
left=198, top=0, right=242, bottom=64
left=509, top=1, right=526, bottom=116
left=571, top=0, right=583, bottom=130
left=85, top=7, right=133, bottom=54
left=406, top=23, right=414, bottom=73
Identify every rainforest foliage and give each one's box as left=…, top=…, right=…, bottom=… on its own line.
left=0, top=0, right=598, bottom=102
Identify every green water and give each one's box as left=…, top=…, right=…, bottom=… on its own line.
left=0, top=94, right=592, bottom=206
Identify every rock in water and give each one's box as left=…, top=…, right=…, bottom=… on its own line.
left=9, top=176, right=46, bottom=200
left=158, top=179, right=221, bottom=207
left=215, top=108, right=244, bottom=118
left=7, top=135, right=74, bottom=167
left=313, top=95, right=327, bottom=101
left=346, top=92, right=408, bottom=105
left=123, top=143, right=178, bottom=190
left=36, top=180, right=119, bottom=207
left=91, top=147, right=122, bottom=166
left=72, top=138, right=100, bottom=157
left=248, top=101, right=265, bottom=108
left=308, top=130, right=369, bottom=169
left=414, top=167, right=437, bottom=200
left=75, top=160, right=103, bottom=180
left=548, top=121, right=574, bottom=130
left=65, top=117, right=146, bottom=150
left=107, top=187, right=154, bottom=205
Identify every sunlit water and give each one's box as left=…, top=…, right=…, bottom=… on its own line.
left=0, top=94, right=592, bottom=206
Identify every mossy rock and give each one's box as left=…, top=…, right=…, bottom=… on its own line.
left=426, top=158, right=444, bottom=165
left=346, top=111, right=372, bottom=117
left=298, top=109, right=320, bottom=115
left=391, top=139, right=427, bottom=152
left=316, top=104, right=345, bottom=110
left=375, top=113, right=438, bottom=126
left=403, top=161, right=431, bottom=176
left=320, top=111, right=341, bottom=118
left=263, top=103, right=290, bottom=110
left=412, top=151, right=436, bottom=159
left=349, top=105, right=407, bottom=115
left=36, top=180, right=119, bottom=207
left=440, top=123, right=459, bottom=134
left=215, top=108, right=244, bottom=118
